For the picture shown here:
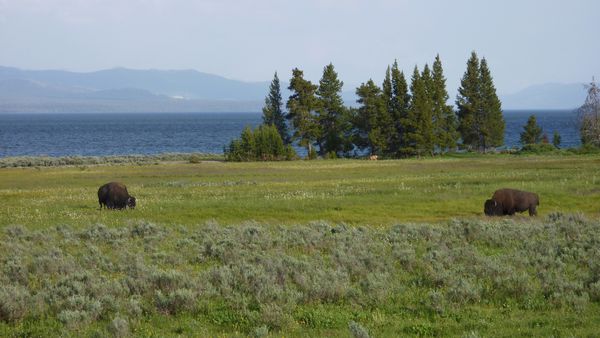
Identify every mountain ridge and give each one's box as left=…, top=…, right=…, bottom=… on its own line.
left=0, top=66, right=589, bottom=112
left=499, top=82, right=587, bottom=110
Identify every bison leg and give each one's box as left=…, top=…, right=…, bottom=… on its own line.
left=529, top=206, right=537, bottom=216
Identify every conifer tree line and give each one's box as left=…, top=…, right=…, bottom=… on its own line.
left=227, top=51, right=506, bottom=160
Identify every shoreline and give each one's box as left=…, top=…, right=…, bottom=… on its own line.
left=0, top=153, right=224, bottom=168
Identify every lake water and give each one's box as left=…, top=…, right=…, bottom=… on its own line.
left=0, top=110, right=580, bottom=157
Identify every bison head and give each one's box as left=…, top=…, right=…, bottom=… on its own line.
left=127, top=196, right=136, bottom=209
left=484, top=199, right=503, bottom=216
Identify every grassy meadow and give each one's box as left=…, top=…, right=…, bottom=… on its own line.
left=1, top=154, right=600, bottom=337
left=1, top=154, right=599, bottom=228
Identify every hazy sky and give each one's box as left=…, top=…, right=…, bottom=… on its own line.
left=0, top=0, right=598, bottom=95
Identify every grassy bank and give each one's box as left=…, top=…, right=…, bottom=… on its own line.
left=1, top=155, right=599, bottom=228
left=1, top=216, right=600, bottom=336
left=0, top=153, right=223, bottom=168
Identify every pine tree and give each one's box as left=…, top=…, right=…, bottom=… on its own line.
left=286, top=68, right=320, bottom=157
left=382, top=66, right=393, bottom=112
left=553, top=131, right=561, bottom=148
left=414, top=65, right=434, bottom=155
left=262, top=72, right=289, bottom=144
left=401, top=67, right=422, bottom=156
left=431, top=54, right=458, bottom=152
left=355, top=80, right=391, bottom=155
left=479, top=58, right=505, bottom=149
left=316, top=63, right=347, bottom=156
left=381, top=65, right=400, bottom=156
left=456, top=51, right=481, bottom=150
left=520, top=115, right=543, bottom=145
left=457, top=52, right=505, bottom=151
left=390, top=60, right=410, bottom=157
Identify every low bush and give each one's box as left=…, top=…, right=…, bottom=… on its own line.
left=107, top=316, right=129, bottom=338
left=225, top=125, right=296, bottom=161
left=154, top=288, right=196, bottom=315
left=348, top=320, right=370, bottom=338
left=0, top=285, right=30, bottom=323
left=518, top=143, right=560, bottom=154
left=1, top=217, right=600, bottom=334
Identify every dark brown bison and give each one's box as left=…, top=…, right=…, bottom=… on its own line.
left=98, top=182, right=136, bottom=210
left=484, top=188, right=539, bottom=216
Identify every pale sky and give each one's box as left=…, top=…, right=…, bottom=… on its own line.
left=0, top=0, right=598, bottom=94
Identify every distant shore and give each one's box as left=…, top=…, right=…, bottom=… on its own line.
left=0, top=153, right=223, bottom=168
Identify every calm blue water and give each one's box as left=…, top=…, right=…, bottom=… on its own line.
left=0, top=110, right=580, bottom=157
left=504, top=110, right=580, bottom=149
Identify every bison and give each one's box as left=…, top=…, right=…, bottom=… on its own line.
left=98, top=182, right=136, bottom=210
left=484, top=188, right=539, bottom=216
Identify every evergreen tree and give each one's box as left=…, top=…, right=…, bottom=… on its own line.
left=431, top=54, right=458, bottom=152
left=262, top=72, right=289, bottom=144
left=456, top=51, right=481, bottom=149
left=479, top=58, right=505, bottom=149
left=240, top=126, right=256, bottom=160
left=520, top=115, right=543, bottom=145
left=225, top=124, right=295, bottom=161
left=553, top=131, right=561, bottom=148
left=401, top=67, right=422, bottom=156
left=390, top=60, right=410, bottom=156
left=414, top=65, right=434, bottom=155
left=286, top=68, right=320, bottom=157
left=225, top=139, right=243, bottom=161
left=255, top=124, right=287, bottom=160
left=316, top=63, right=348, bottom=156
left=381, top=65, right=401, bottom=156
left=382, top=66, right=393, bottom=112
left=355, top=80, right=391, bottom=155
left=457, top=52, right=505, bottom=151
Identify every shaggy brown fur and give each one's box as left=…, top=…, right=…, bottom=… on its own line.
left=98, top=182, right=136, bottom=210
left=484, top=188, right=539, bottom=216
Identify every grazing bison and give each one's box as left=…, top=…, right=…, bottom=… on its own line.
left=484, top=188, right=539, bottom=216
left=98, top=182, right=136, bottom=210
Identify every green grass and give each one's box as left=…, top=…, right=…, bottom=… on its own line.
left=1, top=154, right=600, bottom=336
left=1, top=155, right=599, bottom=228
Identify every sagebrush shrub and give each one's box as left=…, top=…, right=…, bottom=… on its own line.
left=447, top=278, right=482, bottom=305
left=348, top=320, right=370, bottom=338
left=0, top=284, right=30, bottom=322
left=154, top=288, right=196, bottom=315
left=1, top=215, right=600, bottom=334
left=252, top=325, right=269, bottom=338
left=107, top=316, right=130, bottom=337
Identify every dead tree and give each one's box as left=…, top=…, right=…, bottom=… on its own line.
left=578, top=77, right=600, bottom=147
